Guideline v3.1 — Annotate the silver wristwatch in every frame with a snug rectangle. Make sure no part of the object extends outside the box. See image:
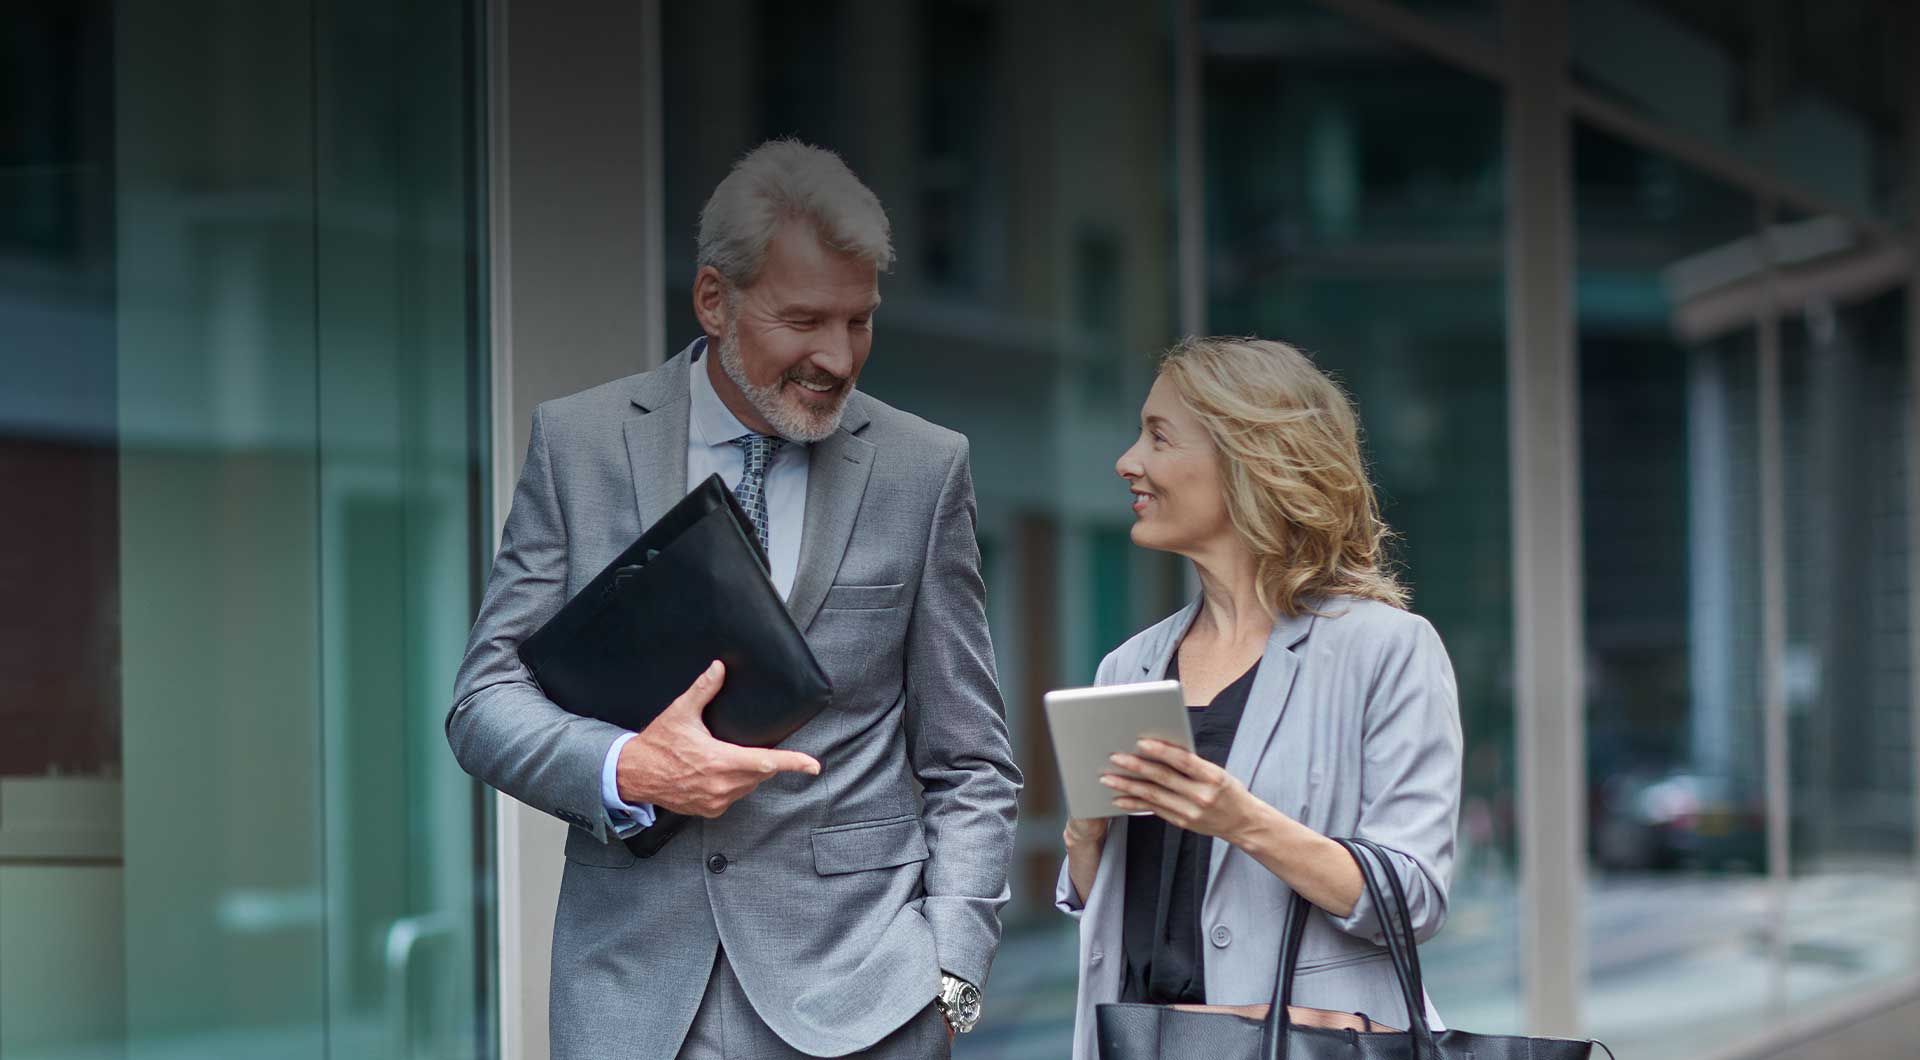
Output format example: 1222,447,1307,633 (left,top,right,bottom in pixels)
934,974,982,1034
